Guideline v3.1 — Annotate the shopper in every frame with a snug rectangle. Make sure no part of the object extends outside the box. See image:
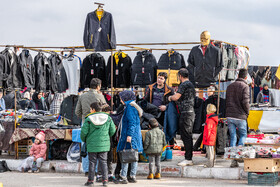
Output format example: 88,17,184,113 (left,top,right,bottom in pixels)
226,68,250,167
143,118,166,180
81,102,116,187
0,89,6,111
20,131,47,173
203,104,218,168
29,91,48,111
256,83,275,106
115,90,143,184
168,68,195,166
75,78,107,176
